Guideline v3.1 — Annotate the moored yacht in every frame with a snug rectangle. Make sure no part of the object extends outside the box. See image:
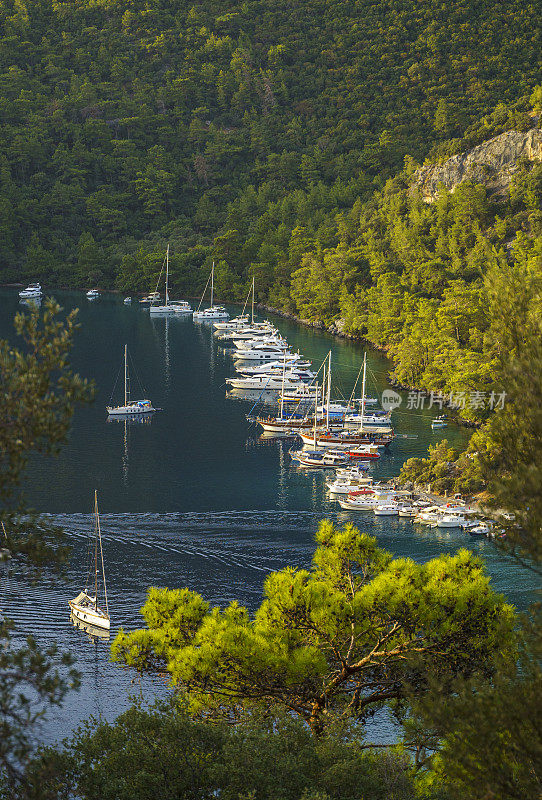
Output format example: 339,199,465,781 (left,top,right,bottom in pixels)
19,283,42,298
193,262,230,320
